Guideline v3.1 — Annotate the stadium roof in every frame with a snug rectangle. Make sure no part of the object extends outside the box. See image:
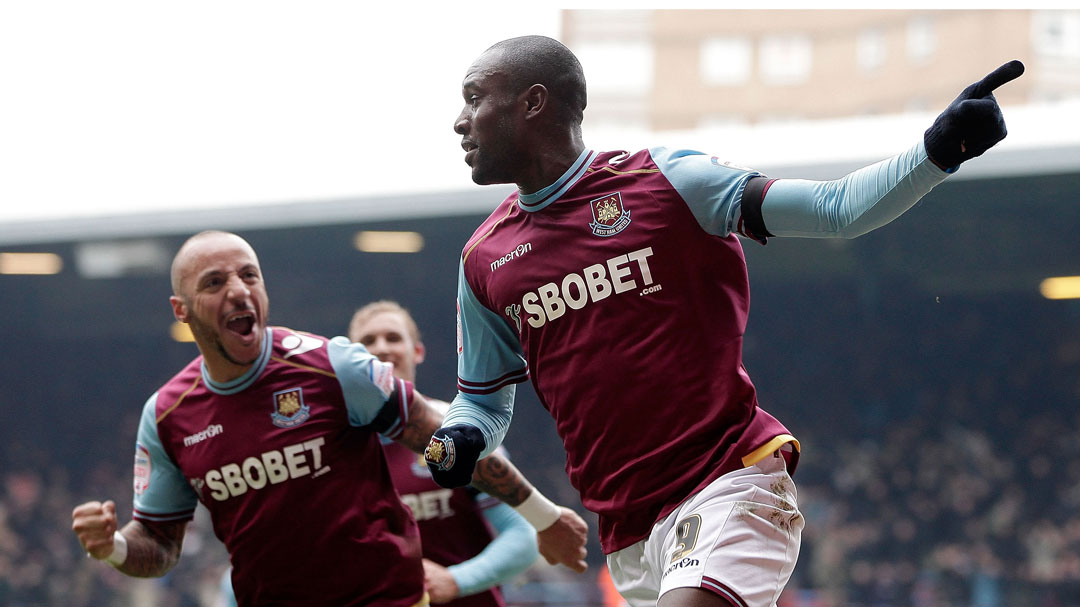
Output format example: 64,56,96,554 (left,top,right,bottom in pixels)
1,101,1076,247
